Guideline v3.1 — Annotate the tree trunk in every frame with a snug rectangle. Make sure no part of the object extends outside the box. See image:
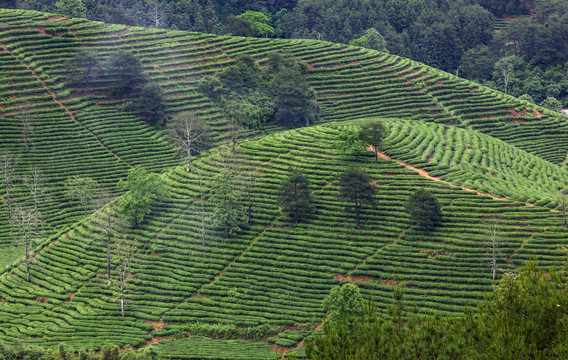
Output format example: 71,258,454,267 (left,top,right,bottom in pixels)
5,184,11,225
186,146,191,173
225,221,229,239
248,195,252,226
25,234,30,282
33,199,39,236
563,201,567,228
355,205,361,230
120,286,125,317
201,203,206,246
375,149,378,164
107,226,111,284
